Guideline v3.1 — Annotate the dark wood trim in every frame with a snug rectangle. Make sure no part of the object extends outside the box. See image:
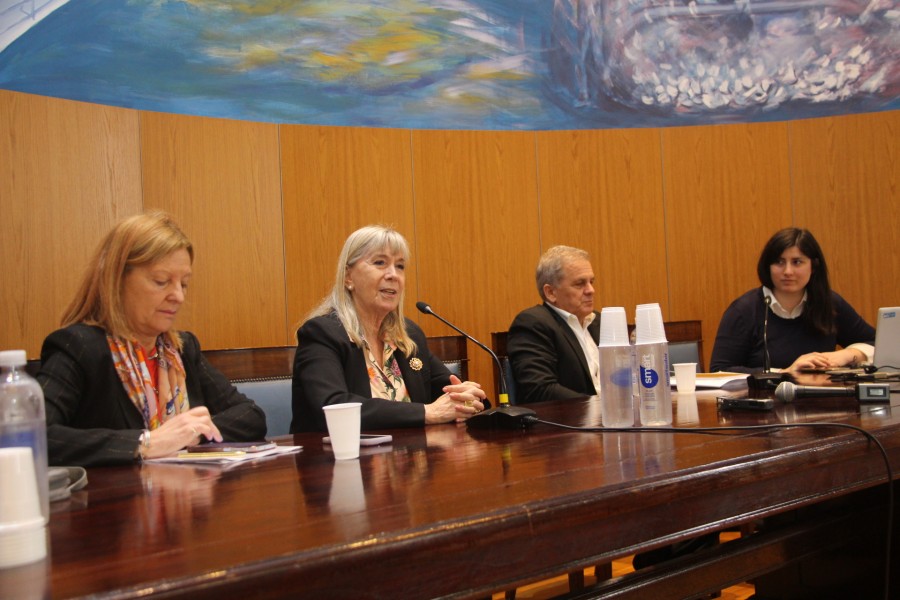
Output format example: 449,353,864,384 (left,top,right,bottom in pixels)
202,346,295,381
202,336,469,382
26,338,468,382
